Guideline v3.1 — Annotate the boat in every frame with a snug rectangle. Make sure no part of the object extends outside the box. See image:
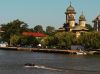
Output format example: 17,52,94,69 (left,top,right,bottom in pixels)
24,63,35,67
76,49,87,55
76,52,87,55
